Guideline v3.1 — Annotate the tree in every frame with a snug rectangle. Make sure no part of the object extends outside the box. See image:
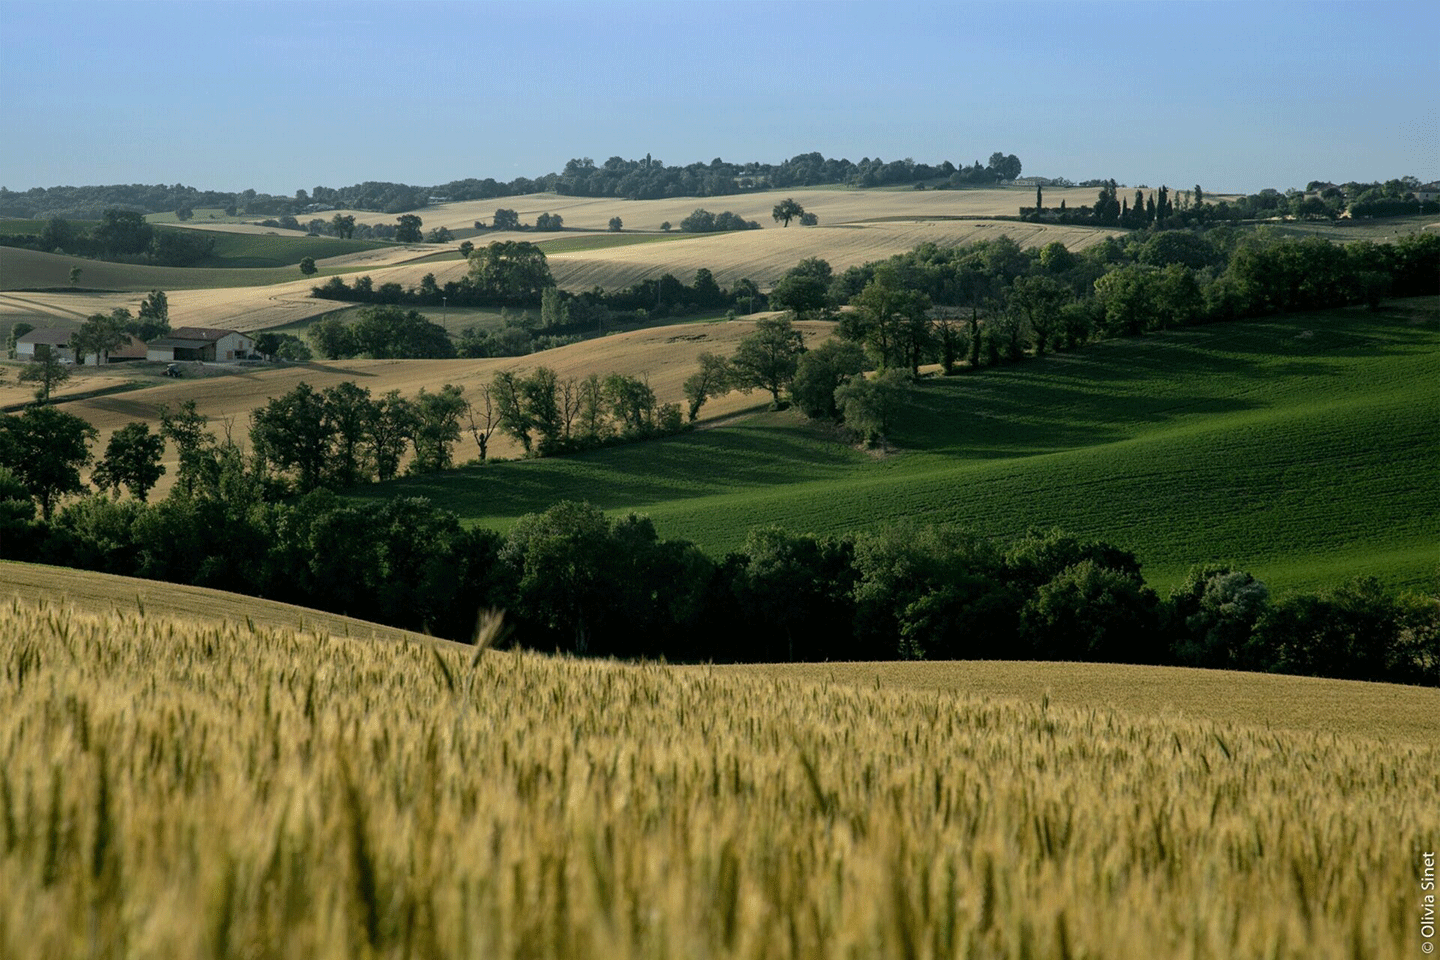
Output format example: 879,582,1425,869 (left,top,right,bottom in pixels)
93,208,153,257
158,400,216,498
799,211,819,226
308,315,356,359
134,290,170,341
68,266,82,287
1006,275,1068,356
395,214,423,243
841,264,932,372
682,352,733,421
835,369,909,444
608,216,623,232
409,385,468,473
250,382,331,493
299,256,318,276
660,221,672,232
603,373,659,436
492,208,521,230
0,405,97,520
731,316,806,405
331,214,356,239
466,383,499,461
71,311,130,366
1018,560,1160,663
535,212,564,231
772,197,804,227
92,422,165,501
322,381,378,487
18,345,70,402
458,240,474,258
426,226,453,243
175,206,194,221
768,257,833,320
791,339,865,420
467,241,555,304
370,390,416,481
